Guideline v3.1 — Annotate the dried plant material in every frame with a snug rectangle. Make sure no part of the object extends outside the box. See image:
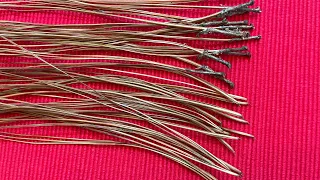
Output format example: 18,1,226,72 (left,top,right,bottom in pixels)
0,0,260,179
